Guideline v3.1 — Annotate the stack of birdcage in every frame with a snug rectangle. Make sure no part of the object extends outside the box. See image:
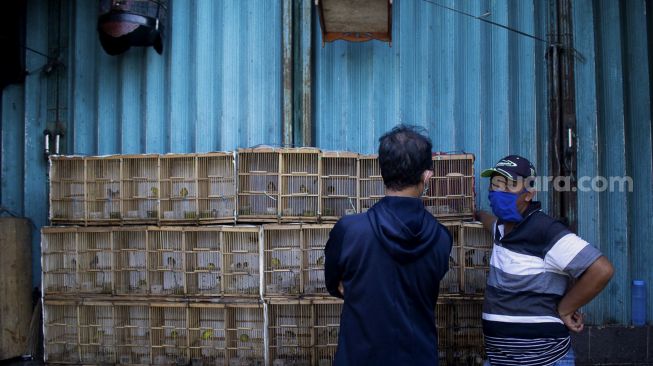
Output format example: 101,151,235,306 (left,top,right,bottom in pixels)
44,149,487,365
